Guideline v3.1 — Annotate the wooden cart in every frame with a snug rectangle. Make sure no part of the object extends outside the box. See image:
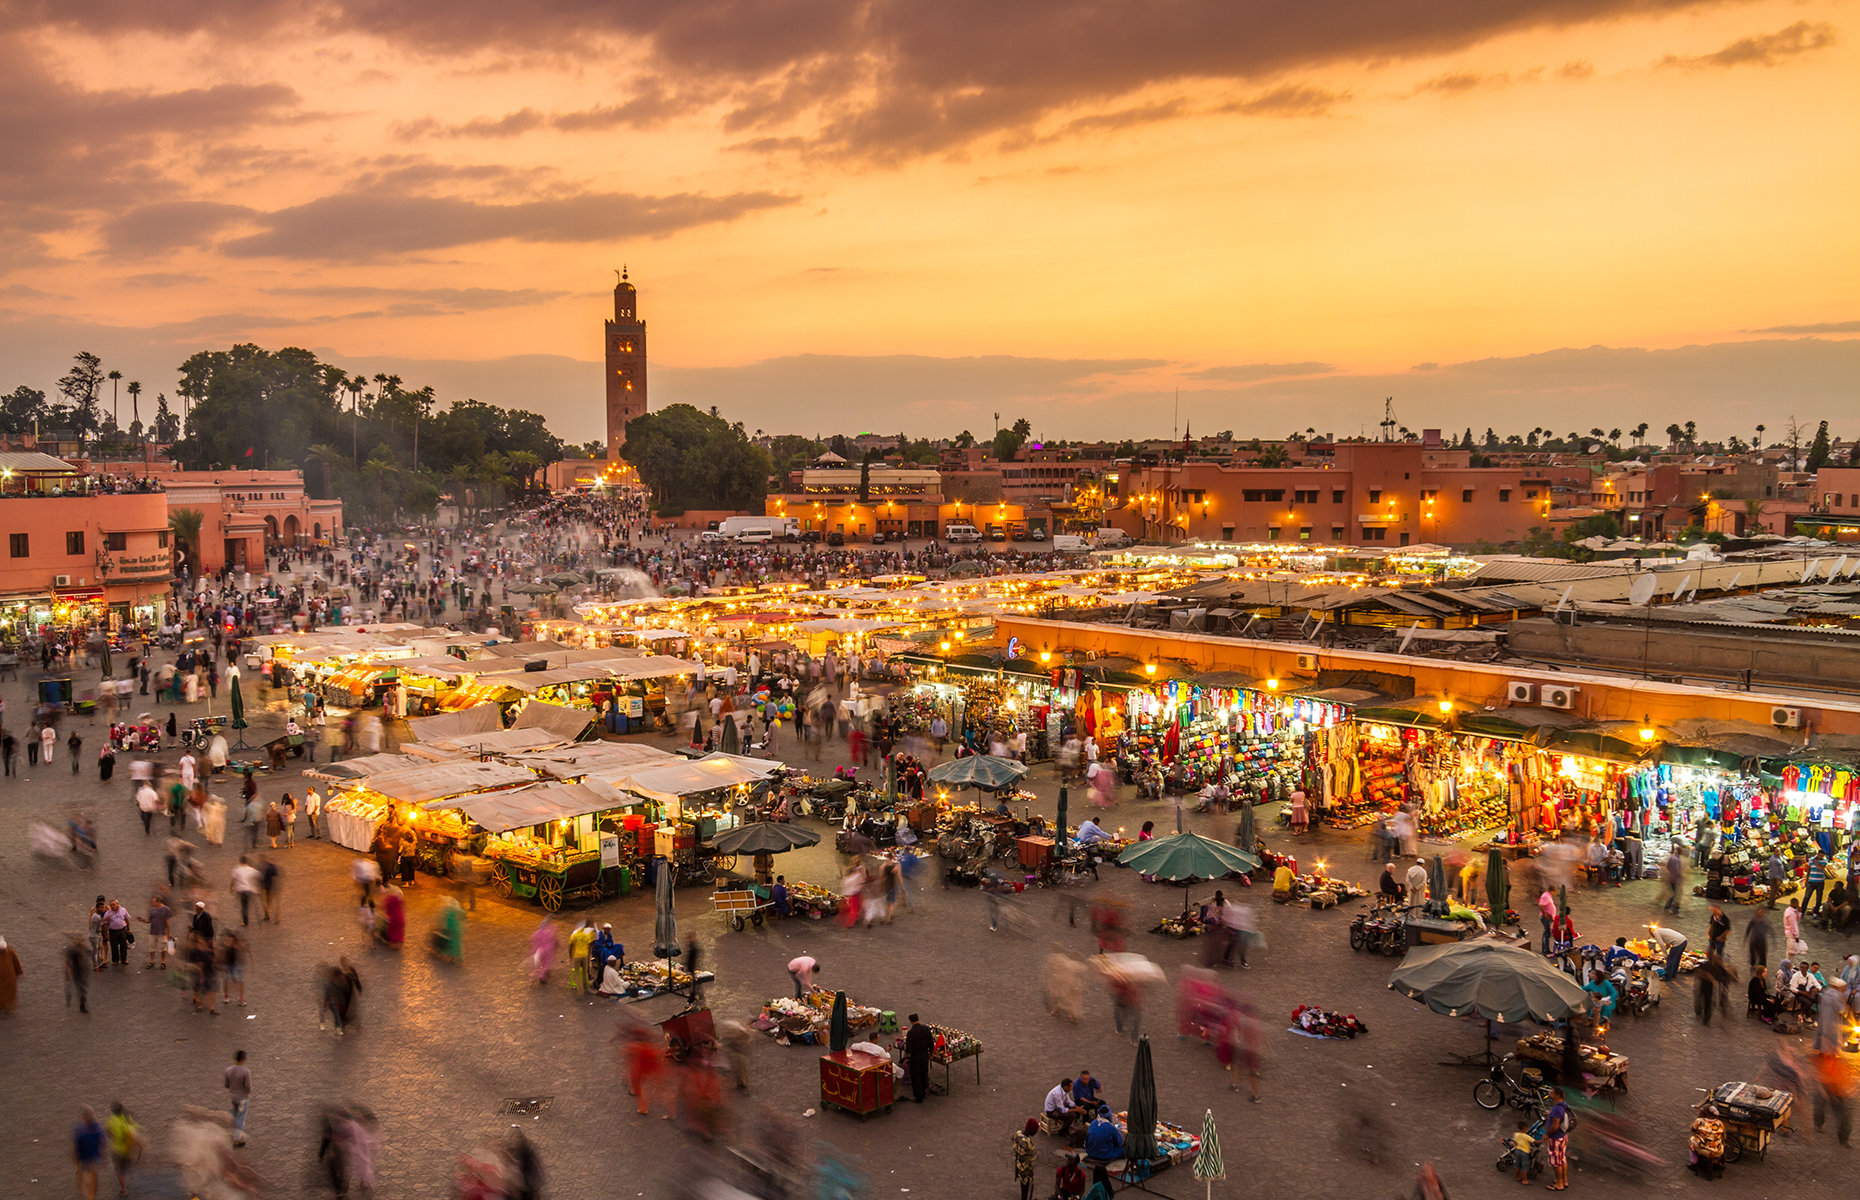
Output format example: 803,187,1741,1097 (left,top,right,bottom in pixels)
820,1049,895,1118
714,882,773,931
1705,1081,1792,1163
489,849,611,911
